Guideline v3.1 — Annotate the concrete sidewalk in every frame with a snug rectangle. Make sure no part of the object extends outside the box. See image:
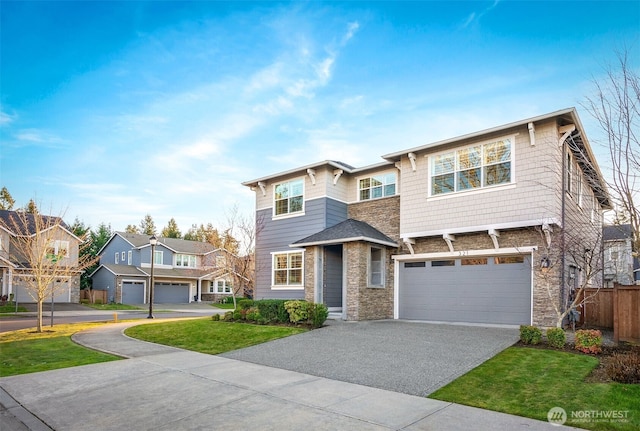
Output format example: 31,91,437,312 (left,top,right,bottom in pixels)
0,322,579,431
